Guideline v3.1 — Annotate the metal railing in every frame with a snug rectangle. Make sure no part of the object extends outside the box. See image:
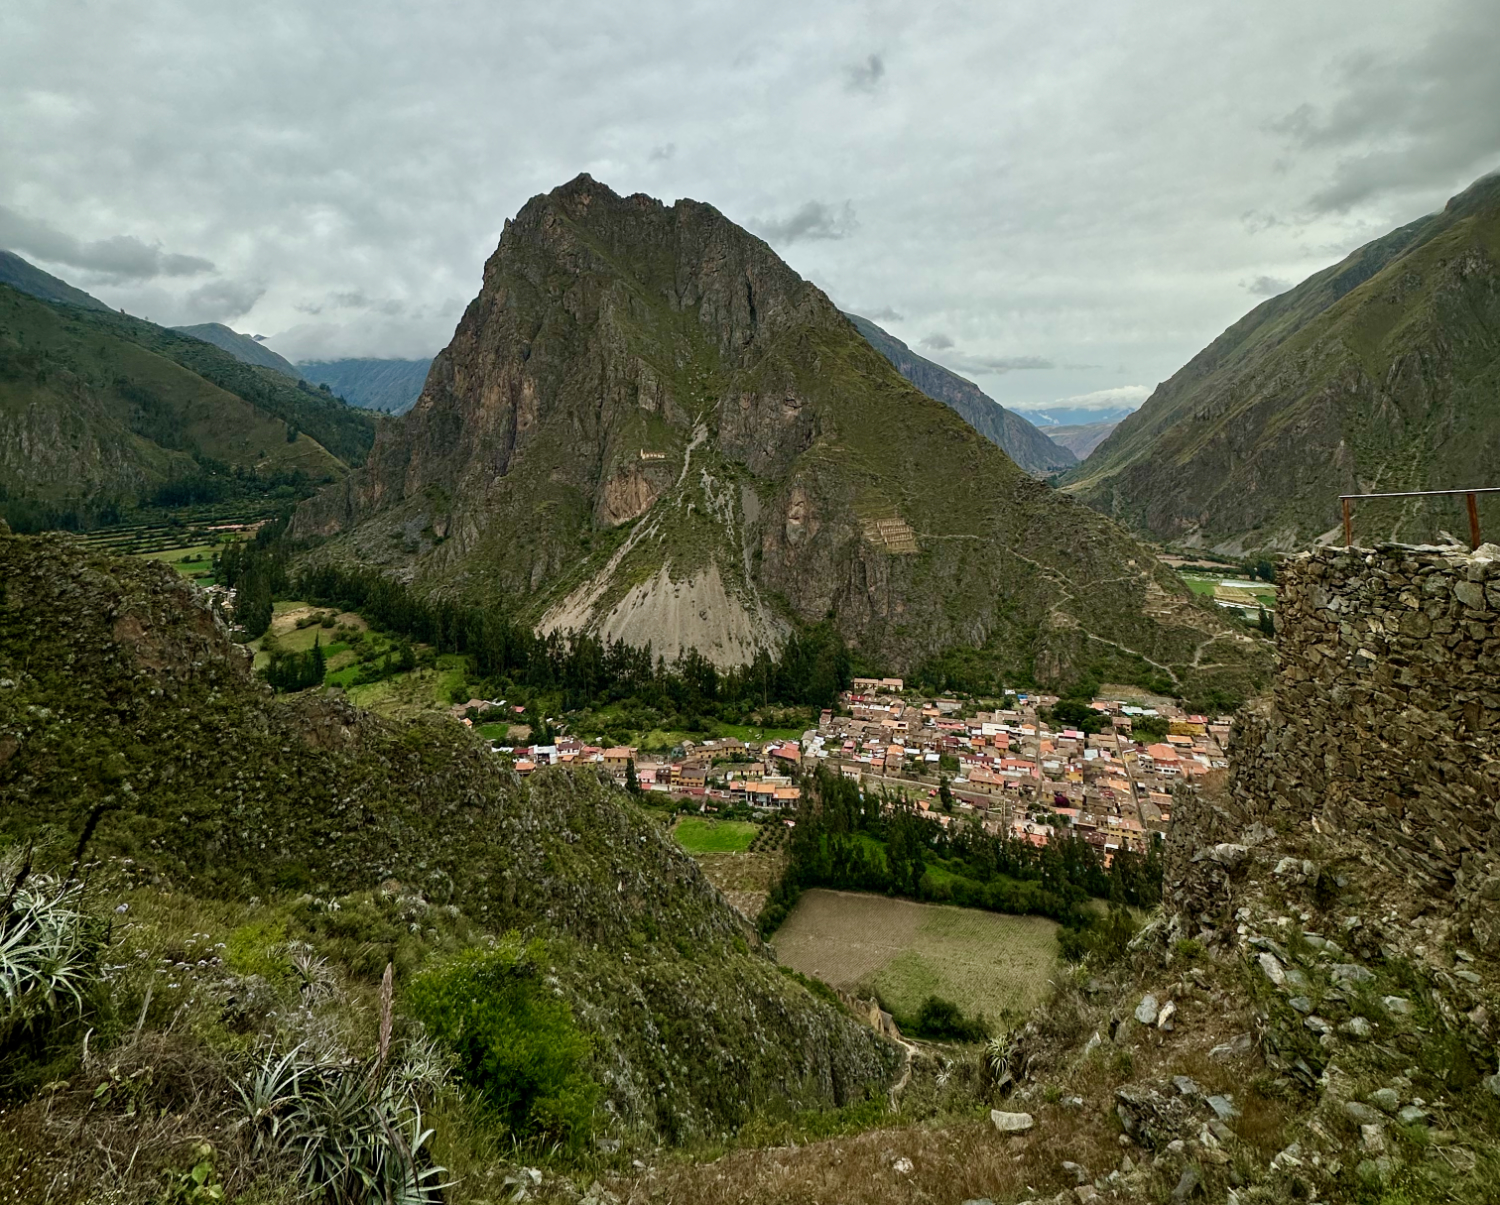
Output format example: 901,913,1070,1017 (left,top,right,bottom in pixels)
1339,488,1500,550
